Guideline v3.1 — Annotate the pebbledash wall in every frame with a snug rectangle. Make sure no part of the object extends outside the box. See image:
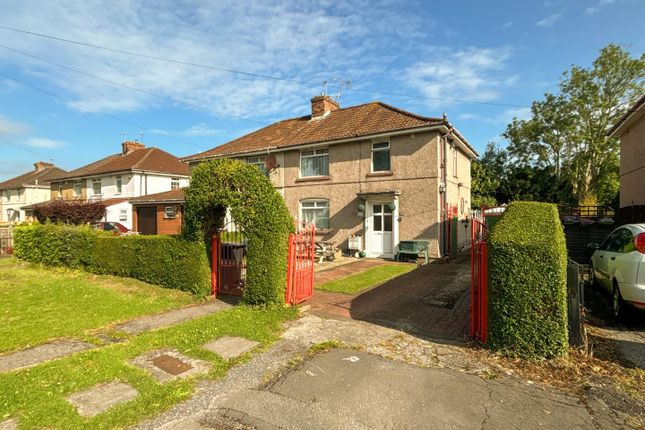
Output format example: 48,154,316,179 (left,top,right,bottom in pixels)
207,130,473,258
